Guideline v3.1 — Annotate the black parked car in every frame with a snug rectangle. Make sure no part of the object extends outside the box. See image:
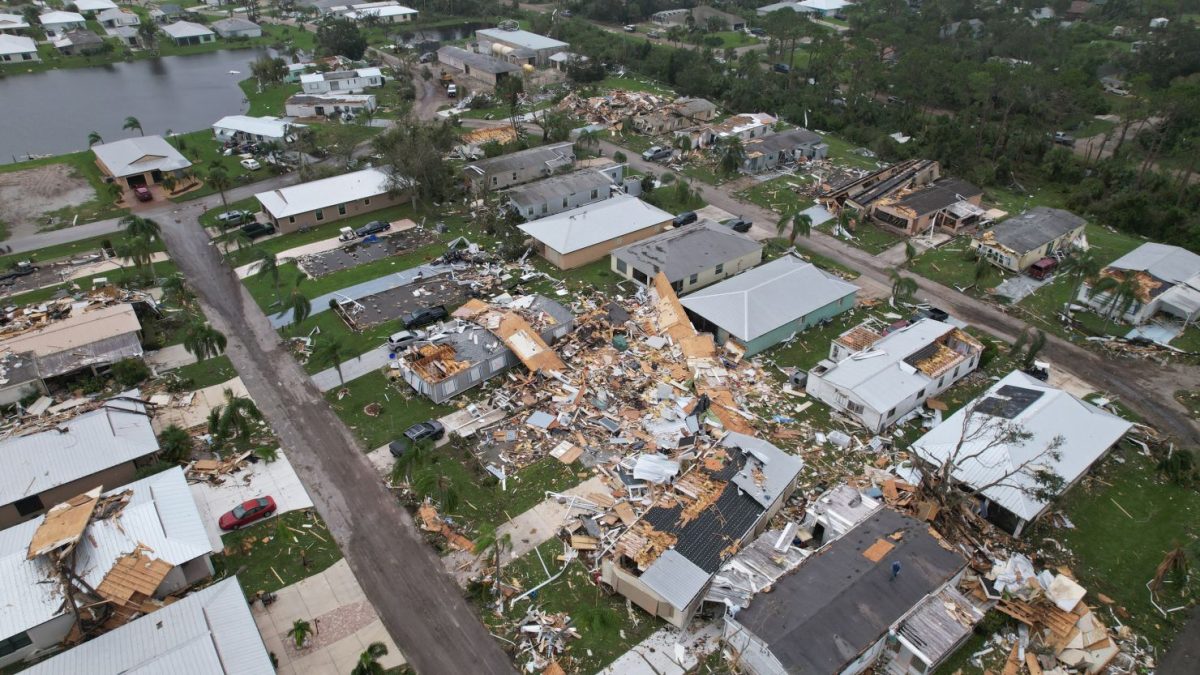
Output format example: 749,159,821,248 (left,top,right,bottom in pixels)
723,217,752,233
355,220,391,237
672,211,698,227
240,222,276,239
402,305,448,329
773,63,791,74
915,306,950,323
389,420,446,456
